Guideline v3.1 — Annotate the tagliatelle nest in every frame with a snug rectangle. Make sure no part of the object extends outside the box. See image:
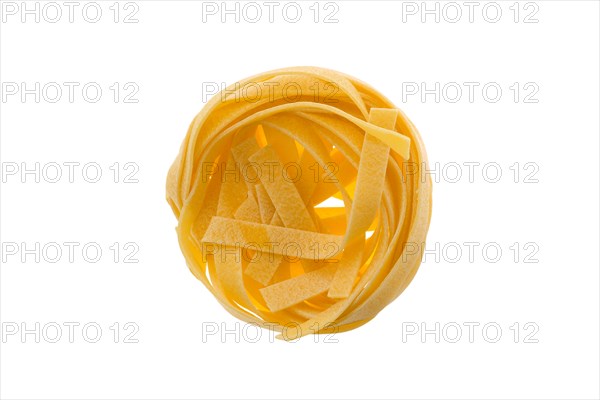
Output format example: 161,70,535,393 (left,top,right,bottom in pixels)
166,67,432,340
